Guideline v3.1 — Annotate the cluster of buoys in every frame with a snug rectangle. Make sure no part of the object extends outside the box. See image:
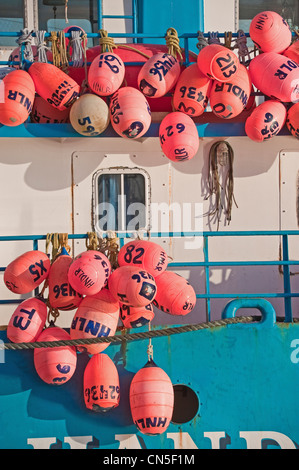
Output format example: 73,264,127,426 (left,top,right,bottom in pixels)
3,238,195,432
2,13,299,144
